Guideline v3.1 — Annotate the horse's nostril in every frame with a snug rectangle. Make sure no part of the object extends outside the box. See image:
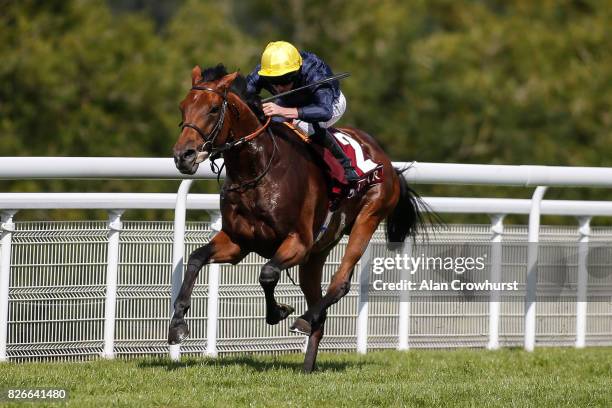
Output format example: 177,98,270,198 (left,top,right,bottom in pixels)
182,149,196,161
